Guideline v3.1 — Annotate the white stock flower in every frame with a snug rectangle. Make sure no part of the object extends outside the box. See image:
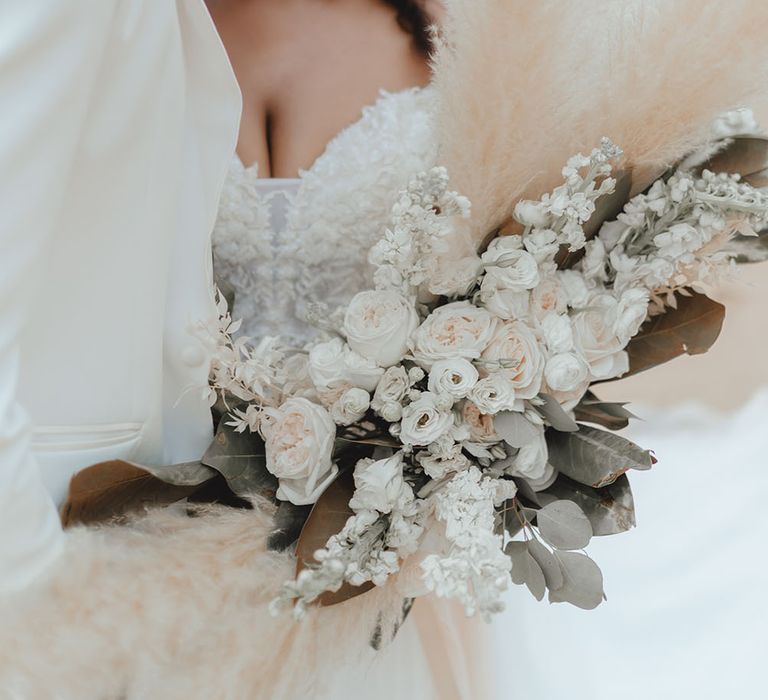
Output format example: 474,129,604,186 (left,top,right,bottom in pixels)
480,321,545,400
481,238,541,292
513,200,551,228
349,453,406,515
468,376,519,415
544,352,590,393
572,293,629,381
412,301,497,369
344,290,419,368
524,229,560,262
261,398,338,506
331,387,371,426
427,358,479,399
400,392,455,446
654,223,704,260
